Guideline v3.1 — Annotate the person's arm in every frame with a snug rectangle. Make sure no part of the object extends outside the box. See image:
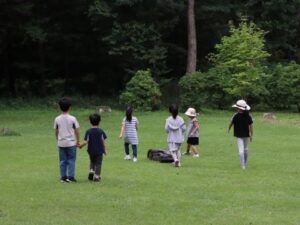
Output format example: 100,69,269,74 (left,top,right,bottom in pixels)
103,139,107,155
55,128,58,140
190,120,199,135
75,128,80,147
228,122,233,133
249,124,253,142
79,140,87,149
119,124,125,138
